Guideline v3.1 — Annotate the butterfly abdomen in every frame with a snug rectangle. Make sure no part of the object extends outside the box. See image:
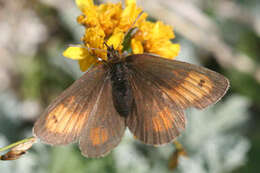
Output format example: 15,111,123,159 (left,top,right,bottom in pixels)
110,62,133,117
